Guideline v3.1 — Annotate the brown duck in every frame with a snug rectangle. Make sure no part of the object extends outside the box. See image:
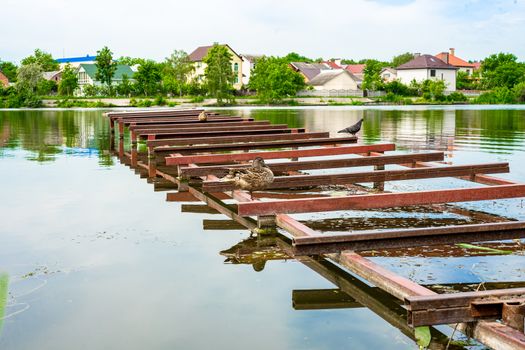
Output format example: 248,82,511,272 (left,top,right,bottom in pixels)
198,111,208,121
222,157,274,199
